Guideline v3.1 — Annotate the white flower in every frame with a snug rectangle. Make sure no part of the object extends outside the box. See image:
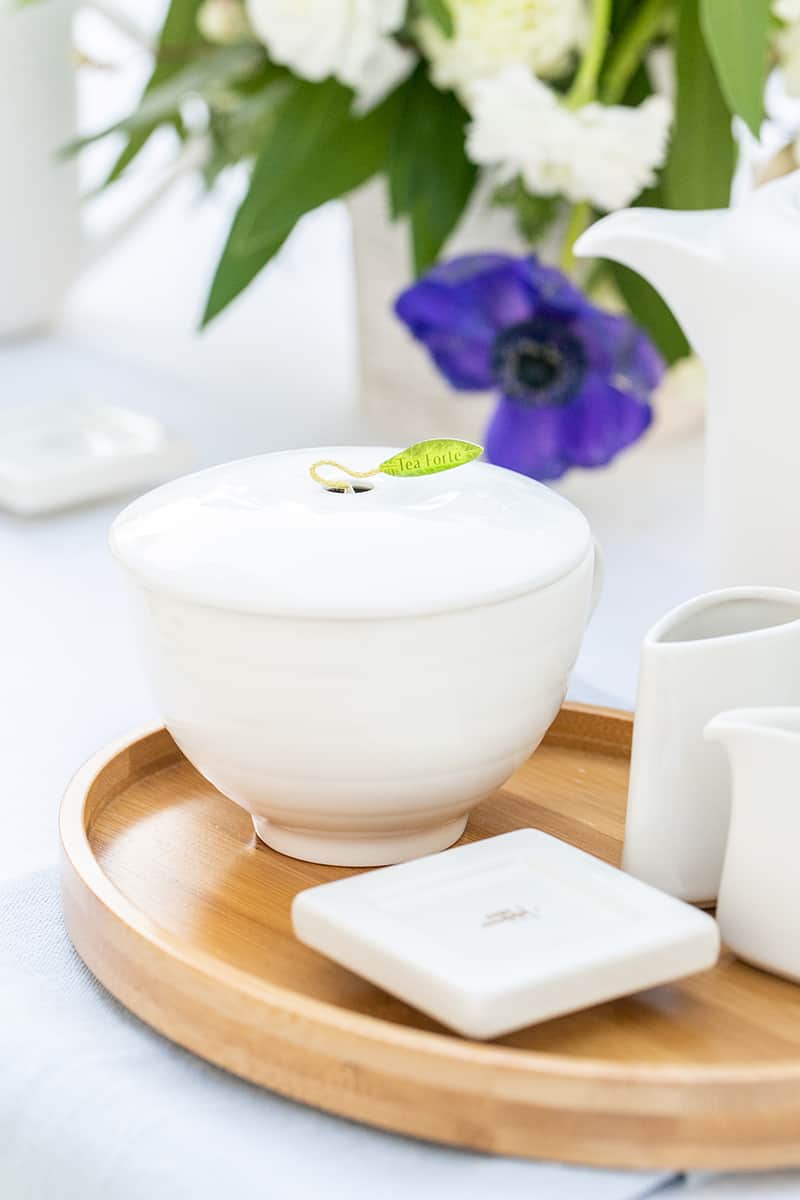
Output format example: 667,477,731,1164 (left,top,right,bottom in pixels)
245,0,415,110
466,66,673,211
197,0,251,44
774,0,800,96
418,0,588,93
